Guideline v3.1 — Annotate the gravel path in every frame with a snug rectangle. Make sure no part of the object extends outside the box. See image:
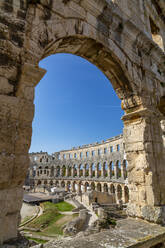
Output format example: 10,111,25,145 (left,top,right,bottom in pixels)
20,203,38,221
